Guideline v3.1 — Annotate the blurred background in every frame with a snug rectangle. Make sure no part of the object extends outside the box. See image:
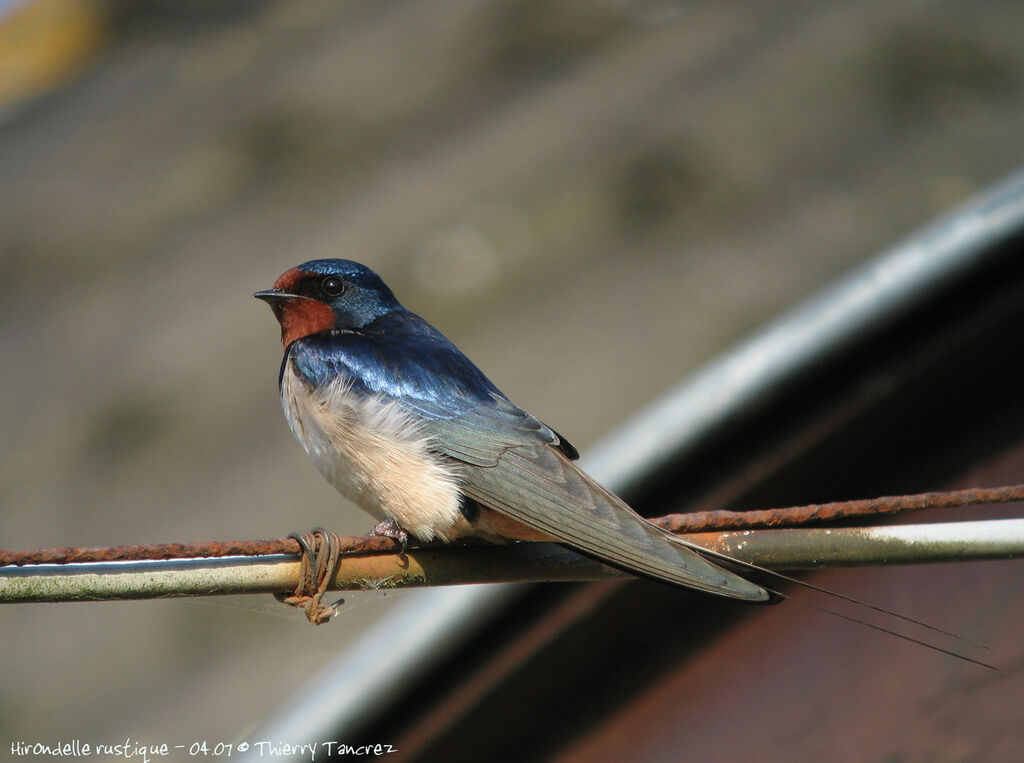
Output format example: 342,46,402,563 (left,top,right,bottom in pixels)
2,0,1024,750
